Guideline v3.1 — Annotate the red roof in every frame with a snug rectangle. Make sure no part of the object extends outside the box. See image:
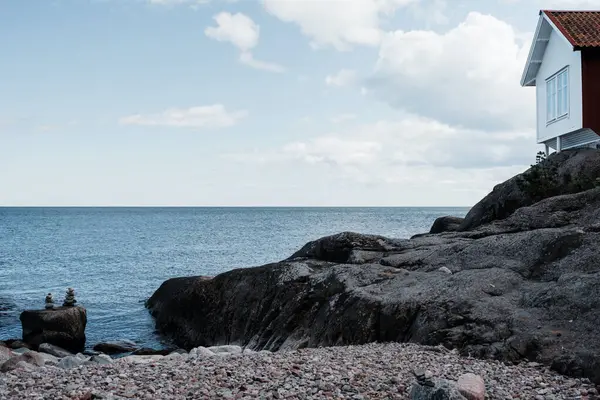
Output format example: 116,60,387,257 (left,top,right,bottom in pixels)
543,10,600,48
